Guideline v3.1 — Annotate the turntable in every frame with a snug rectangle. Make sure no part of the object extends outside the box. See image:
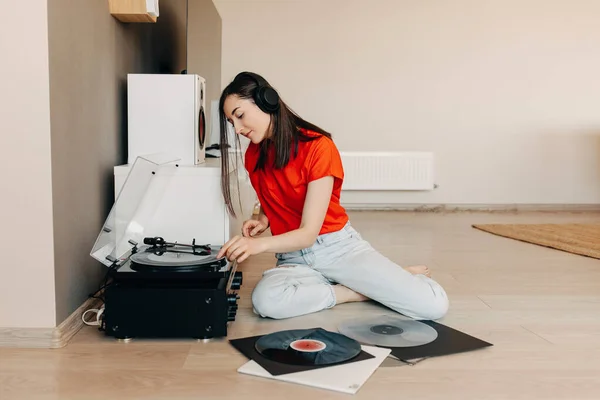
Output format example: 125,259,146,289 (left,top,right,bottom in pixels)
89,154,242,341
